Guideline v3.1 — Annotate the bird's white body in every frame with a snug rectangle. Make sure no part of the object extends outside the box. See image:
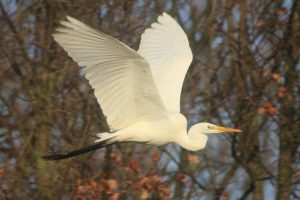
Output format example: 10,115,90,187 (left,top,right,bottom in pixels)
43,12,241,160
97,112,208,151
103,113,187,145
